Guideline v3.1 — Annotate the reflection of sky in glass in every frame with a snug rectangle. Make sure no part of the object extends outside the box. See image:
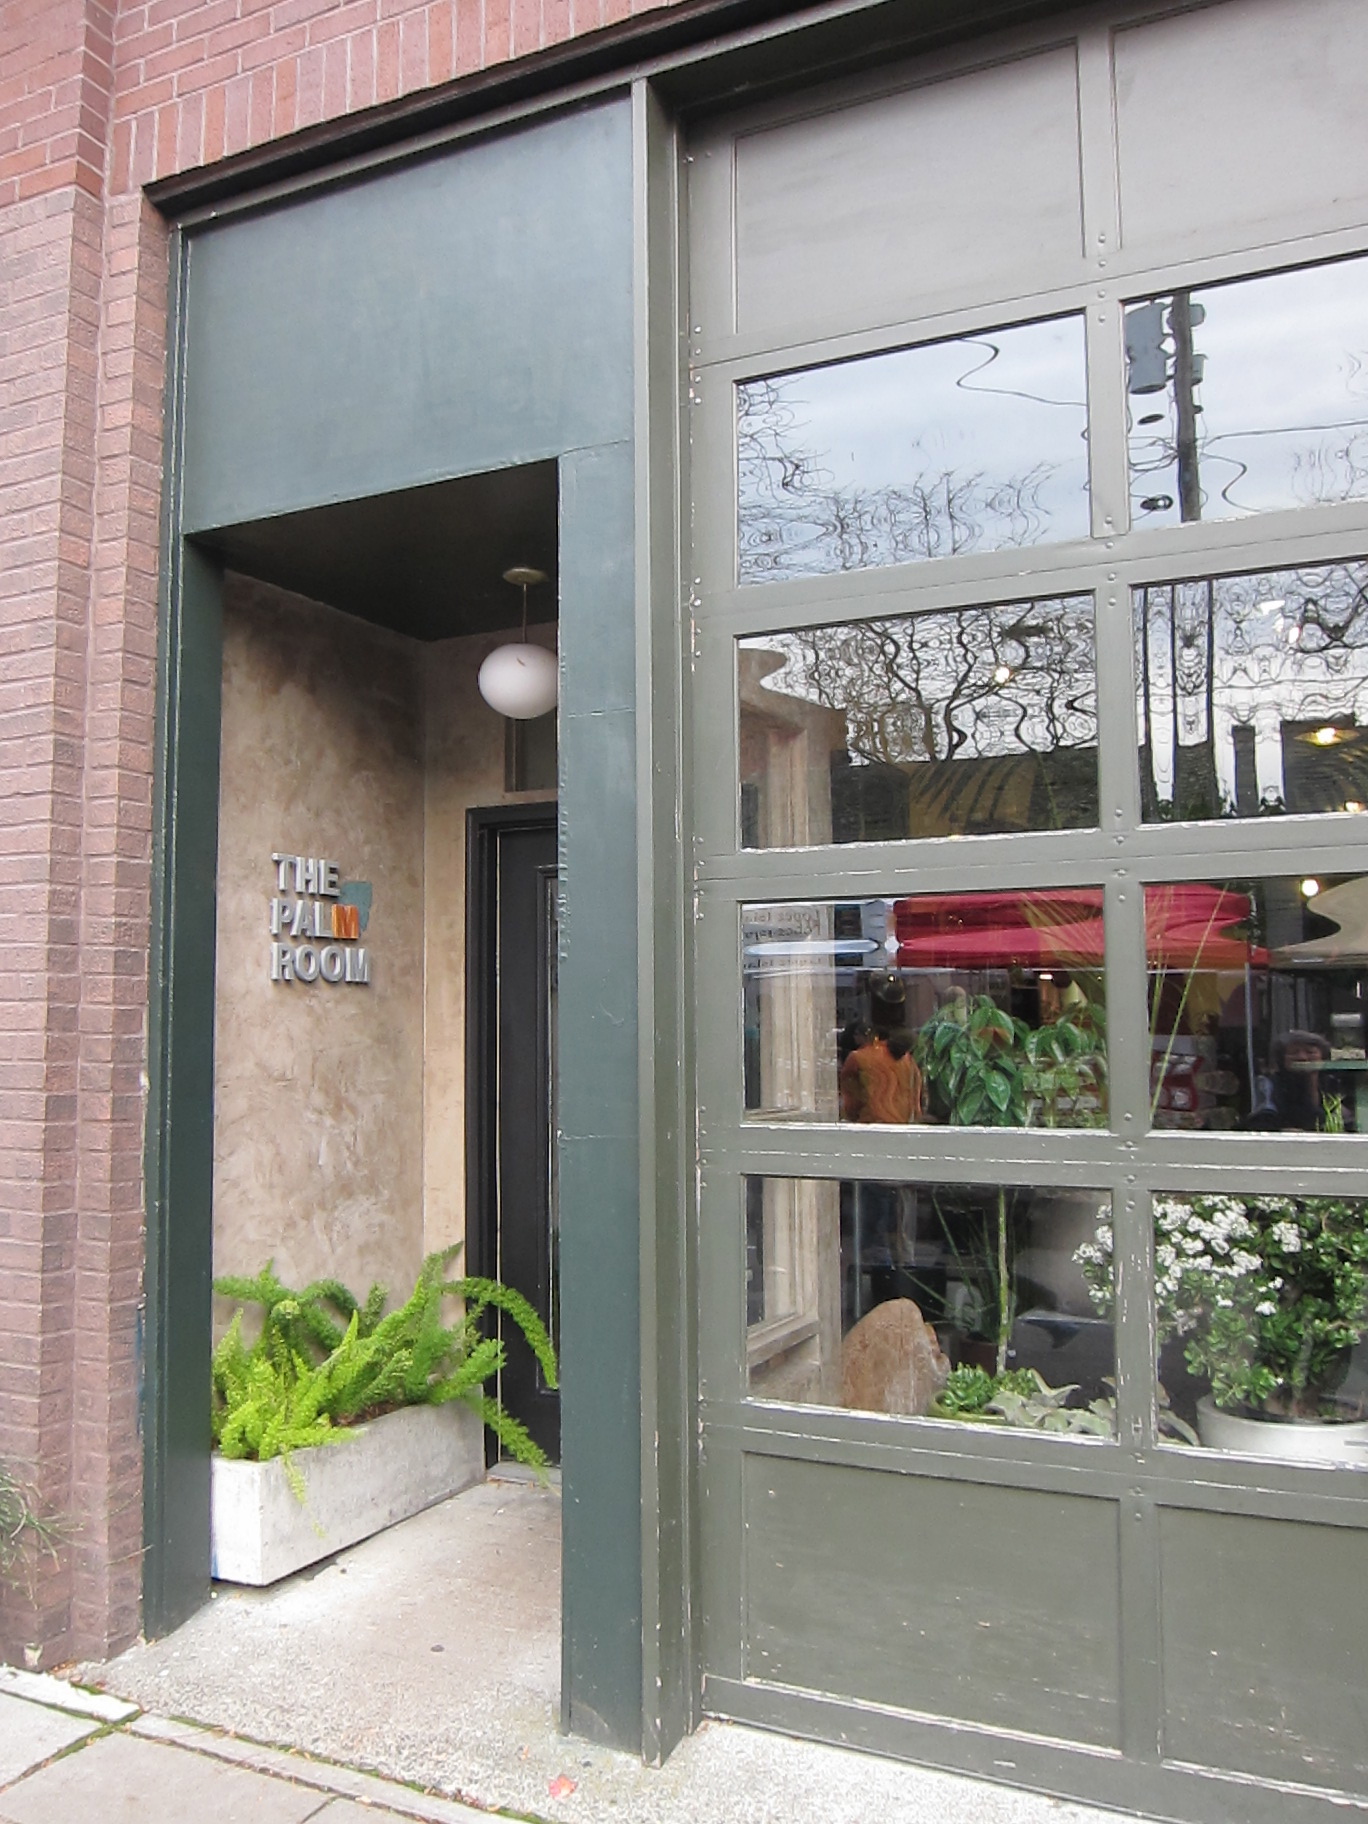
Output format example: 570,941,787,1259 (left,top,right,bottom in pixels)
1128,258,1368,526
1136,560,1368,819
738,317,1091,583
